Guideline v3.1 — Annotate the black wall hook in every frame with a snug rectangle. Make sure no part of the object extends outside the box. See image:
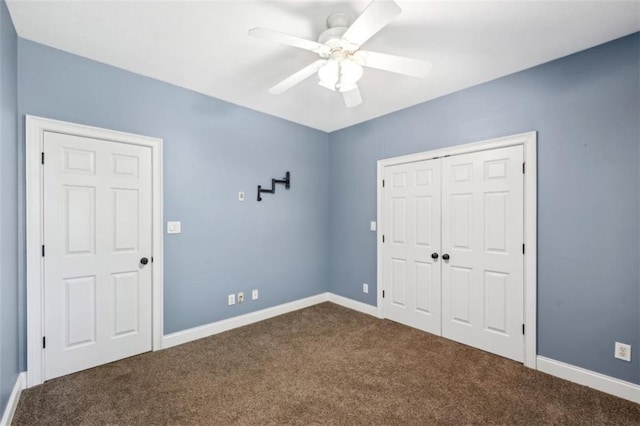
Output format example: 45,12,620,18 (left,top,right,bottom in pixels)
257,171,290,202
